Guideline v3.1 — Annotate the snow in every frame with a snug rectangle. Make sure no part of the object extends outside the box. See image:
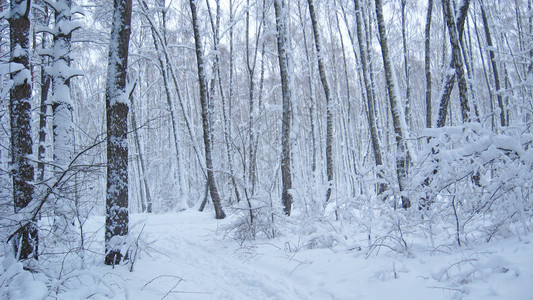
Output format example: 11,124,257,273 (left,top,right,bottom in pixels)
2,210,531,299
